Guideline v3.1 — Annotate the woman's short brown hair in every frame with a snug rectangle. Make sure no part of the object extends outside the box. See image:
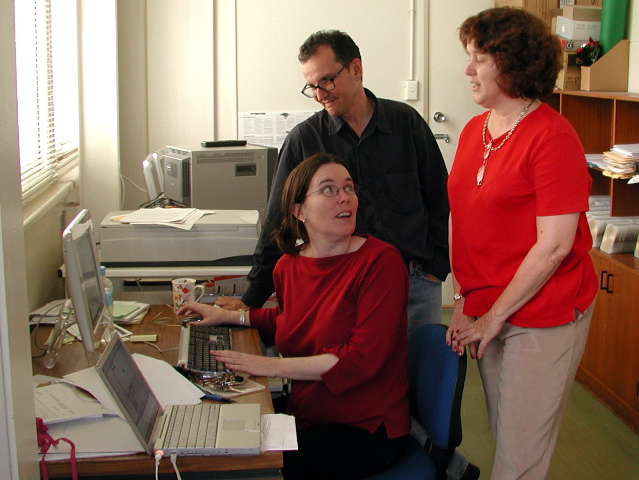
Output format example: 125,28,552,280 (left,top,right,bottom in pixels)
459,7,562,99
272,153,348,254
